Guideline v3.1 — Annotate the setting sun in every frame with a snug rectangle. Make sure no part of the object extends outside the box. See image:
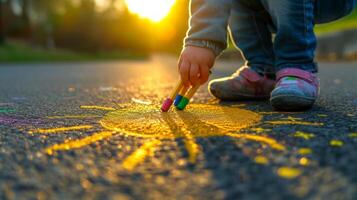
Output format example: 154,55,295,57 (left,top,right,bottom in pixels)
125,0,176,22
